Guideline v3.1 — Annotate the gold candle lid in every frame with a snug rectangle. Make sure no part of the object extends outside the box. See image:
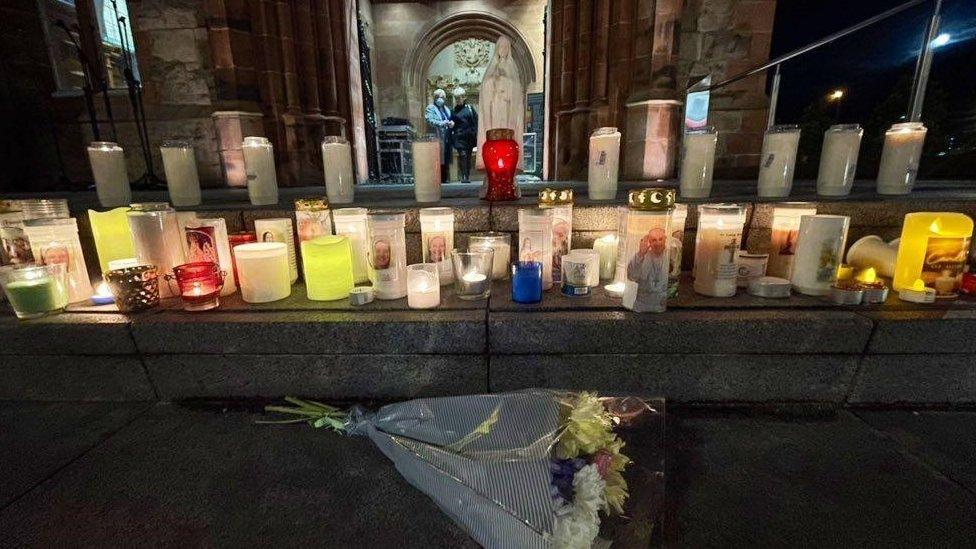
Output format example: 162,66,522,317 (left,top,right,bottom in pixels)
538,188,573,205
486,128,515,141
295,197,329,211
628,188,676,211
